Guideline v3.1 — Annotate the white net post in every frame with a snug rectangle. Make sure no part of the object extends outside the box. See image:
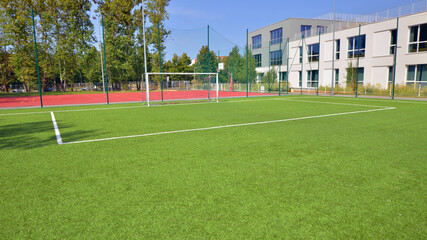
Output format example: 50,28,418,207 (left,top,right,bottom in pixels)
216,73,219,102
145,72,150,106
